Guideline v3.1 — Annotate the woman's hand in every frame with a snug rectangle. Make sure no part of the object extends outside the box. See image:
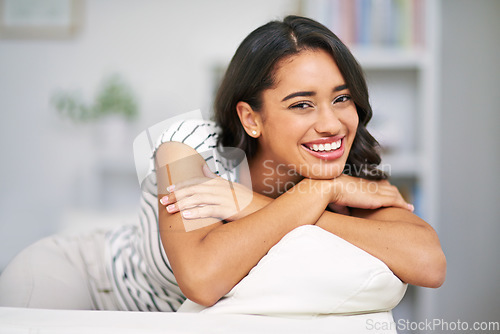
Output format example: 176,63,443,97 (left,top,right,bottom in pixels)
159,164,265,221
327,174,414,213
